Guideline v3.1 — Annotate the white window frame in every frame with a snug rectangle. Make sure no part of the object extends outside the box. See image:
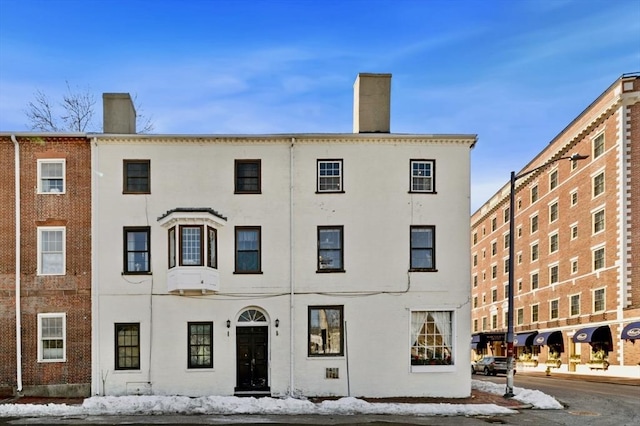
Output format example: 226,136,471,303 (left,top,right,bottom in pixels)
37,159,66,194
317,159,343,193
592,171,605,198
570,257,578,275
549,168,558,191
410,159,435,193
549,299,559,320
549,263,559,284
569,293,580,317
570,222,578,240
549,232,559,254
531,304,539,322
37,312,66,362
592,245,605,271
592,207,605,235
570,189,578,207
593,288,605,313
549,199,559,223
409,309,455,372
592,132,605,159
37,226,66,276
